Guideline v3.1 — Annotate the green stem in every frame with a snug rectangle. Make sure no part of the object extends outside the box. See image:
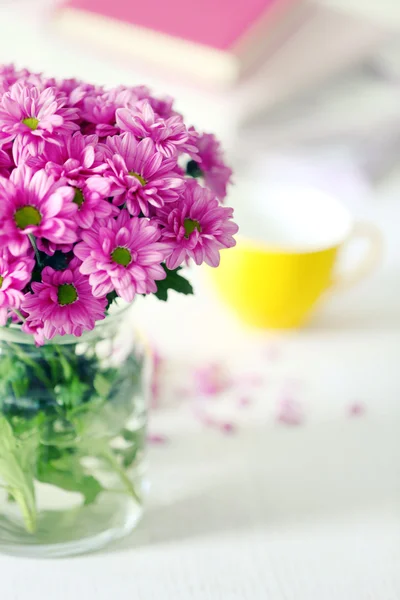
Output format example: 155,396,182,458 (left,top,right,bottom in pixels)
54,344,76,381
11,380,21,400
28,234,42,267
10,308,26,323
11,487,37,534
100,449,141,505
6,342,53,390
